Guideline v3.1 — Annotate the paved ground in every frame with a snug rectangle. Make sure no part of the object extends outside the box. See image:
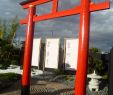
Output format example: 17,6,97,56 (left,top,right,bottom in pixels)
0,67,75,95
0,77,108,95
0,79,74,95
